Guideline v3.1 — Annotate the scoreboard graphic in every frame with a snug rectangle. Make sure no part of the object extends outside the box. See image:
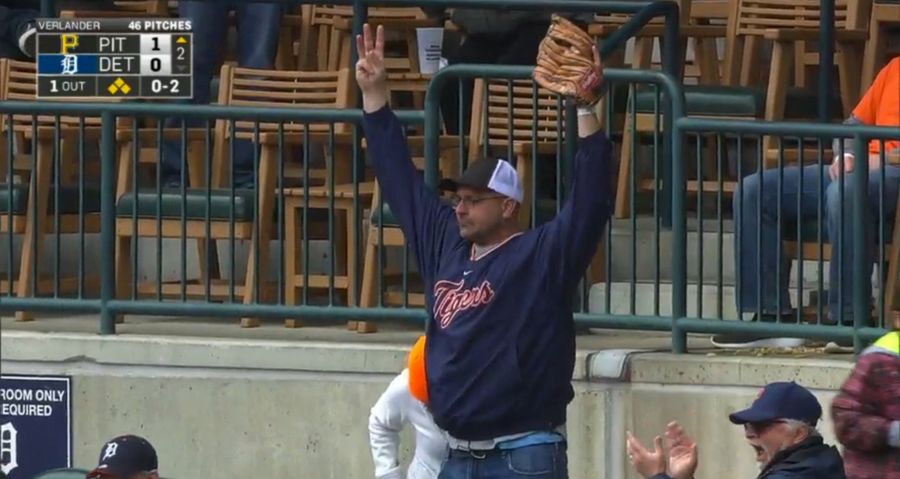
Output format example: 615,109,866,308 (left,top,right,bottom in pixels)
35,18,193,99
